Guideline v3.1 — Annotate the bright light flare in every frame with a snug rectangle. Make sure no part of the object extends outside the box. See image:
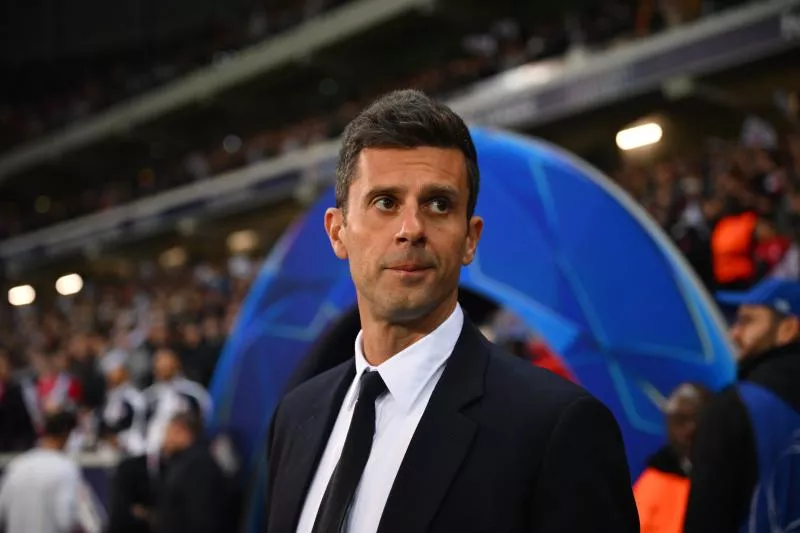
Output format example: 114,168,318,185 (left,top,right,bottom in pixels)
8,285,35,306
616,122,663,151
55,274,84,296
